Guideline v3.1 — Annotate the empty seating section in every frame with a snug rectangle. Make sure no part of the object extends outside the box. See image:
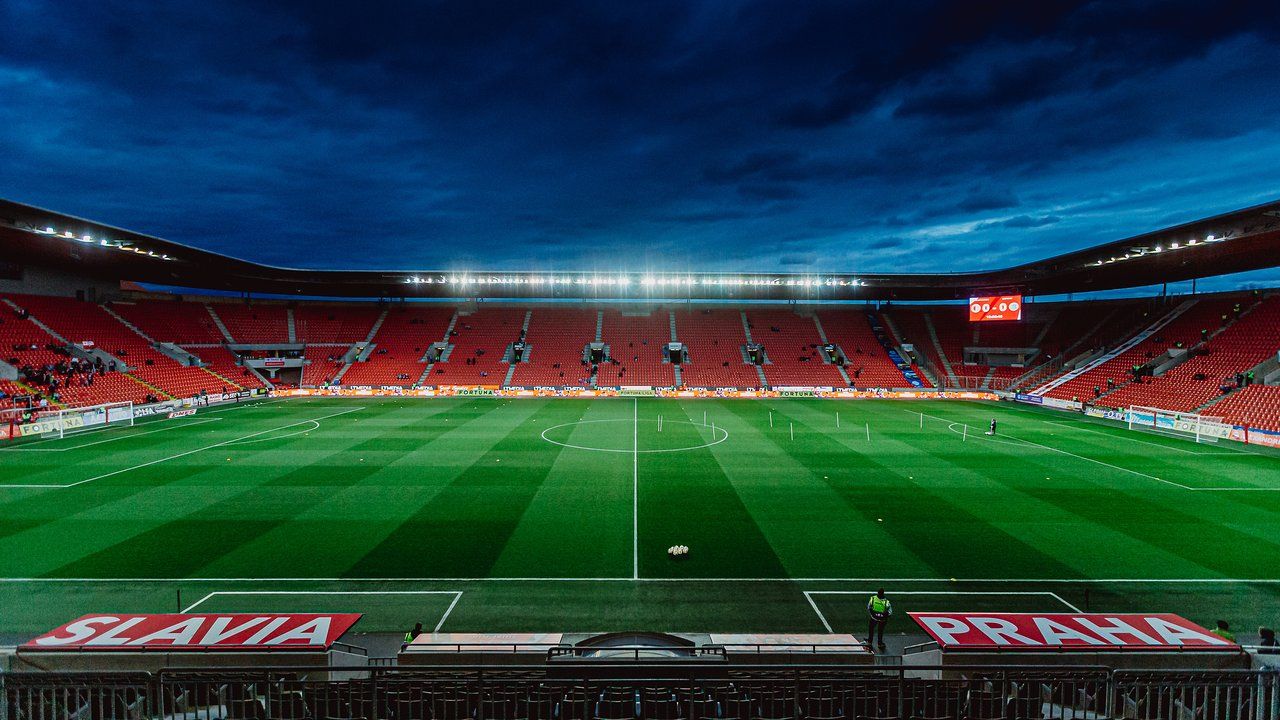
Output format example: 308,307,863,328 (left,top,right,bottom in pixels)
1211,385,1280,432
747,310,846,387
675,310,760,388
211,304,289,343
109,299,226,344
1099,297,1280,413
341,307,454,387
3,292,1277,422
198,347,266,389
302,346,346,386
1043,299,1235,402
815,310,921,387
886,308,948,383
599,310,675,387
294,305,380,344
6,294,244,403
510,308,596,387
430,308,526,385
0,299,64,373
